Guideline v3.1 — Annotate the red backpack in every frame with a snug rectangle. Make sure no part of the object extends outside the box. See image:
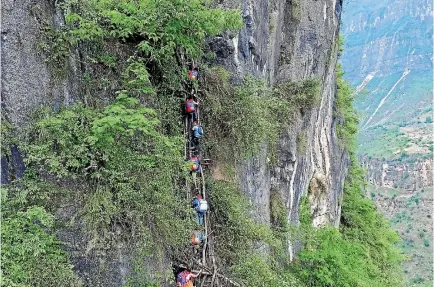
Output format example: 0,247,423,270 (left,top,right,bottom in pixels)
189,157,199,171
176,270,193,287
185,99,195,113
